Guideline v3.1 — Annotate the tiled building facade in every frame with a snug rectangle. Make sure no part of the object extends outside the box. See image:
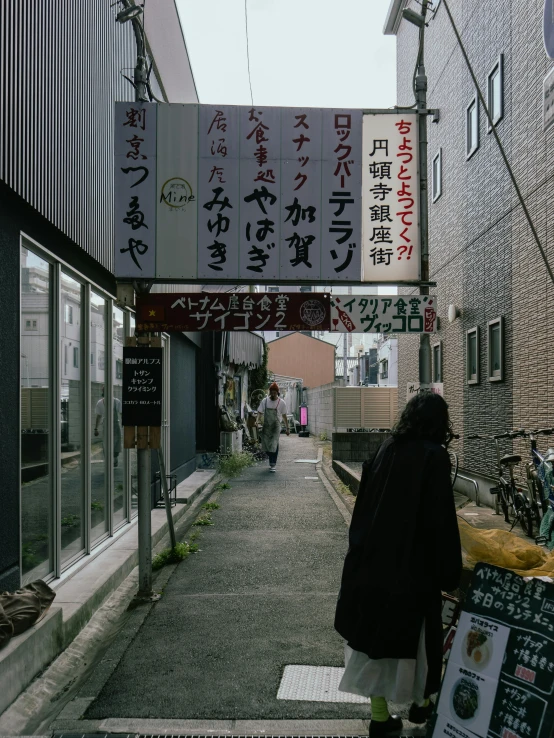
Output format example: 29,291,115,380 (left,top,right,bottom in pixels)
388,0,554,494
